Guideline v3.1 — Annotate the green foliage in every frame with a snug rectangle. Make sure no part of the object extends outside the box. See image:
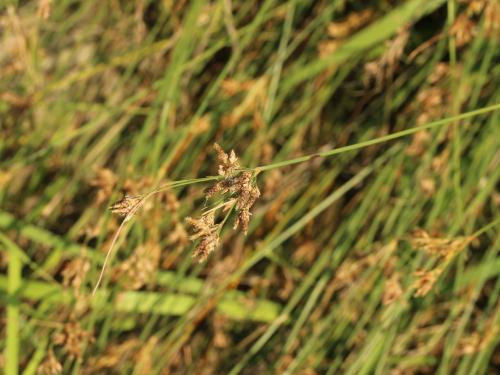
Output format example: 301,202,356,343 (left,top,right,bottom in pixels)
1,0,499,374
